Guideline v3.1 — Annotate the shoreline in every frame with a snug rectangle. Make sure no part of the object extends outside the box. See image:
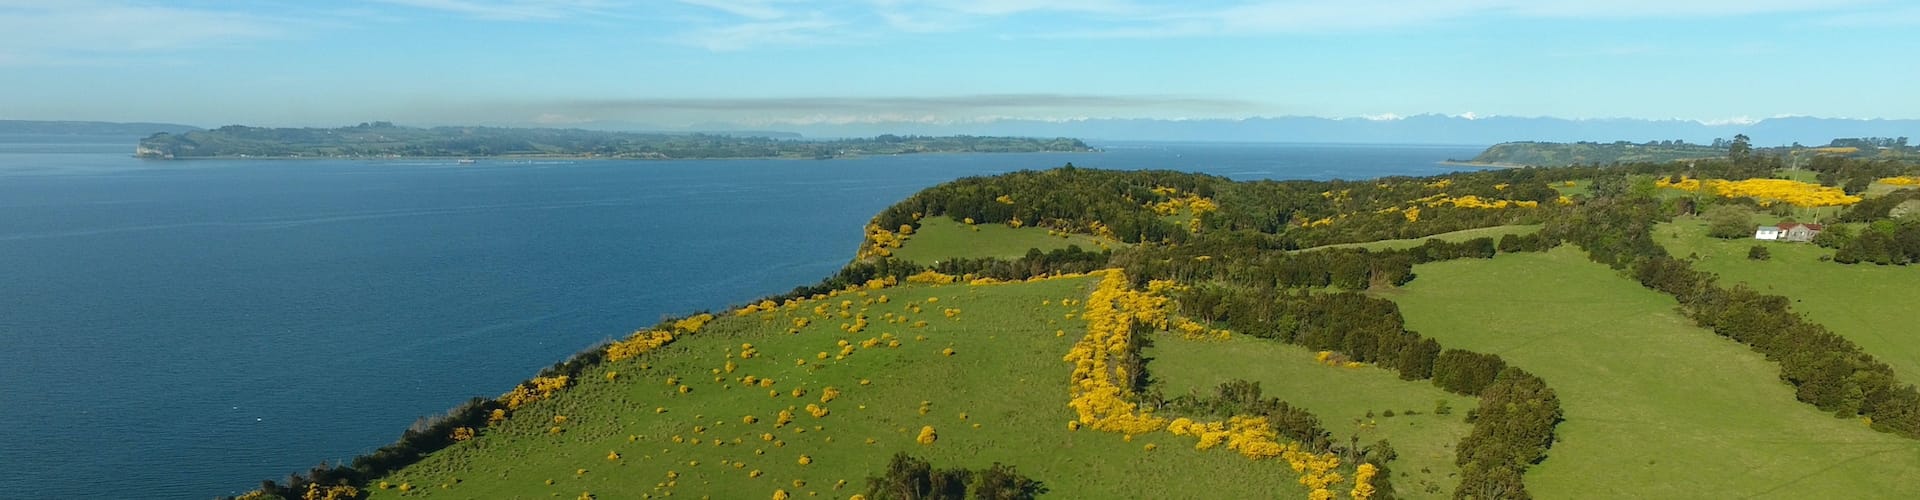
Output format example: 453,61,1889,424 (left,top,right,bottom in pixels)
1438,160,1531,169
132,150,1101,161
